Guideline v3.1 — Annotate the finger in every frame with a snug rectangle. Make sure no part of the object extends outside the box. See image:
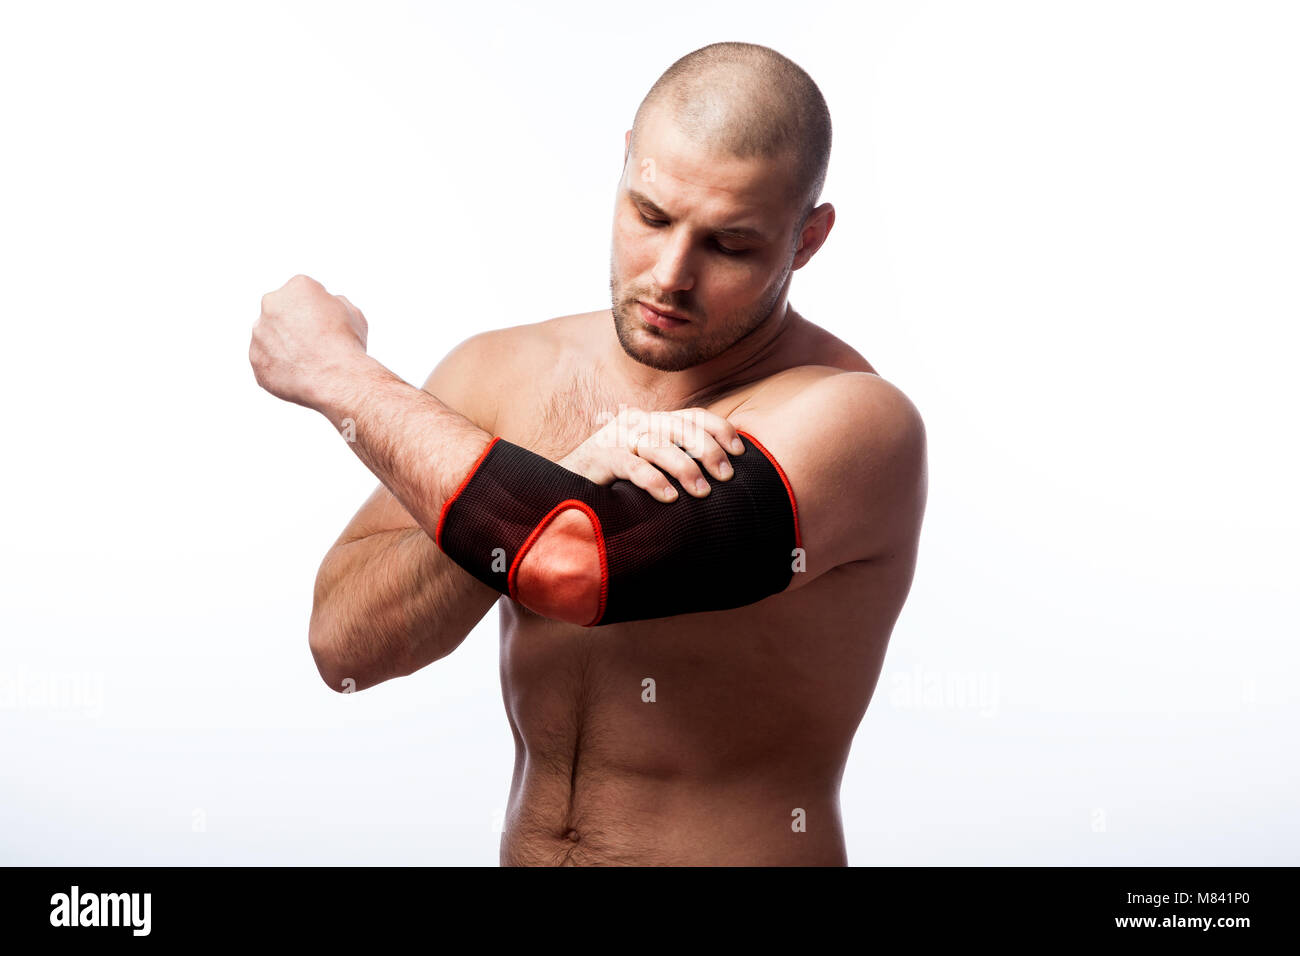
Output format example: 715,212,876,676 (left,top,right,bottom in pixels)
649,411,734,482
634,436,712,496
609,448,679,502
676,407,746,456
